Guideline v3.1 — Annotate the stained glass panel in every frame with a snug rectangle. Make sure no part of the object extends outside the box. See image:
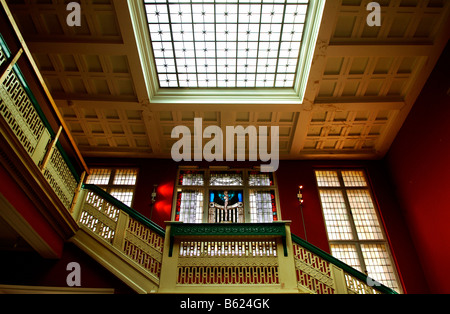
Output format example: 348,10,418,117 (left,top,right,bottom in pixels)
249,190,277,223
208,190,244,223
176,190,204,223
110,188,134,207
179,170,204,186
342,170,368,187
209,171,243,186
249,172,273,186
